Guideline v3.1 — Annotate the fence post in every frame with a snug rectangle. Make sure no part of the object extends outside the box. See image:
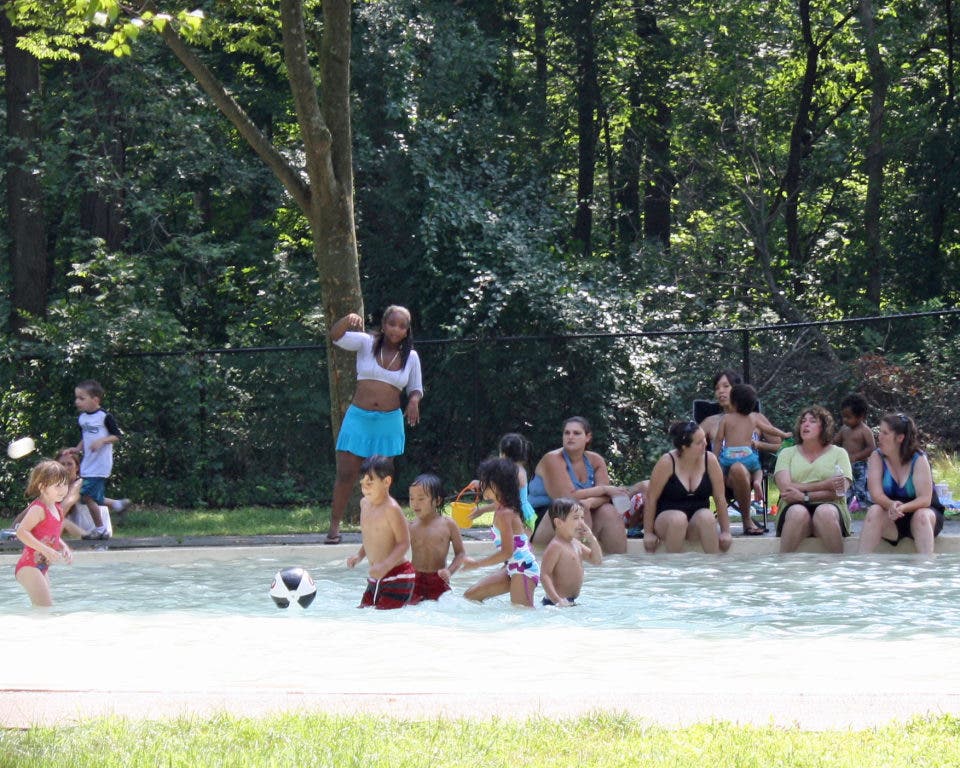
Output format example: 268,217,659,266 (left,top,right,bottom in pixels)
741,330,751,384
471,340,480,471
198,351,207,504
